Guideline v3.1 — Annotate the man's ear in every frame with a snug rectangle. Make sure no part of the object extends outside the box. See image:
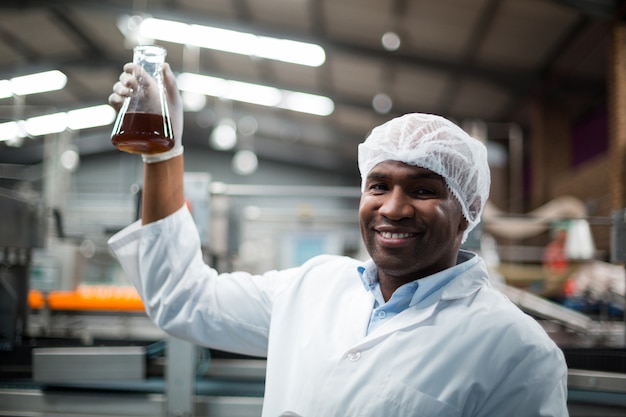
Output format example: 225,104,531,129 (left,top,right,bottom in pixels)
453,199,469,236
458,216,469,233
